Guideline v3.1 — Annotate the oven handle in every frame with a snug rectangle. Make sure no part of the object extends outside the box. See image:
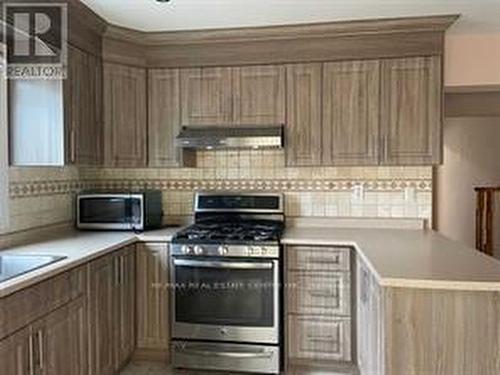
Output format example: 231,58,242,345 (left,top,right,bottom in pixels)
173,259,273,270
178,347,274,359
